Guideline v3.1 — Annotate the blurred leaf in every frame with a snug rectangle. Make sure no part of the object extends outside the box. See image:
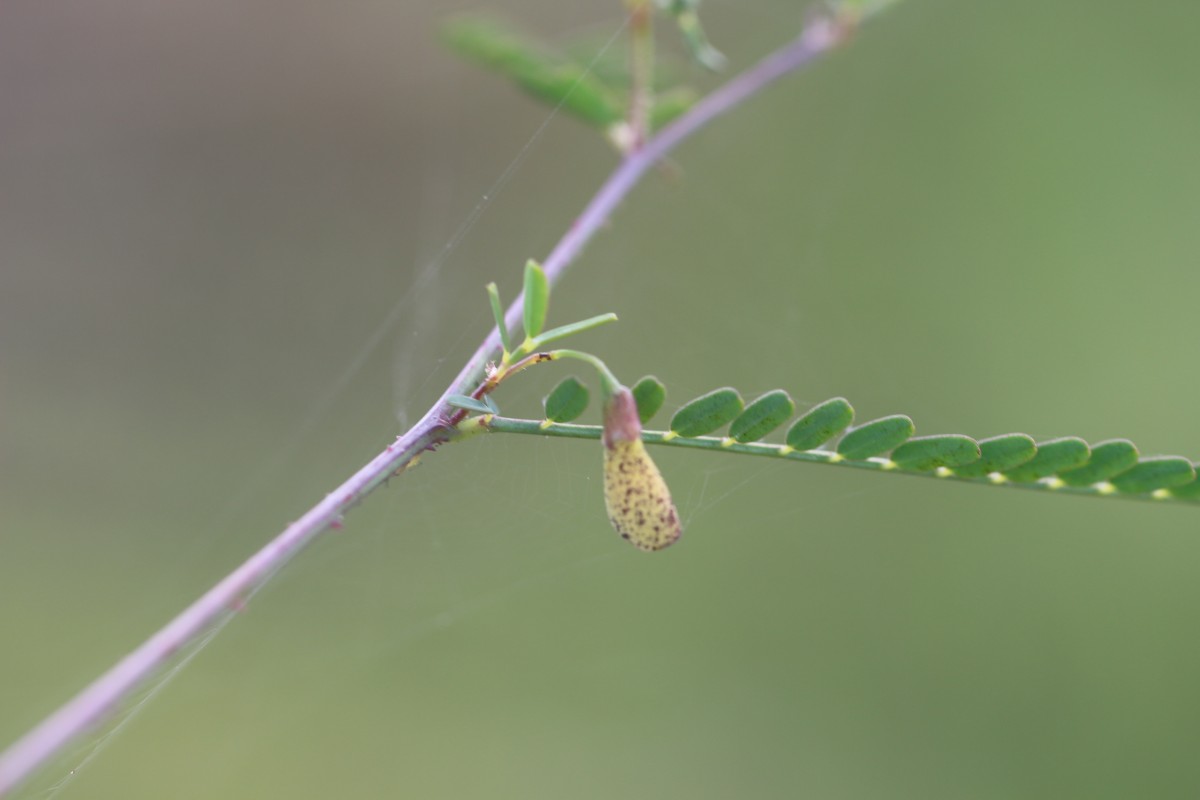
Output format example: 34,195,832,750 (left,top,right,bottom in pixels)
786,397,855,451
562,37,633,91
1112,457,1197,494
952,434,1037,478
632,376,667,423
1002,437,1090,483
835,414,914,460
544,376,590,422
670,387,744,437
523,259,550,340
1057,439,1139,487
447,395,494,415
891,434,980,471
562,37,688,93
442,16,624,128
729,390,795,443
655,0,725,71
650,86,699,131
